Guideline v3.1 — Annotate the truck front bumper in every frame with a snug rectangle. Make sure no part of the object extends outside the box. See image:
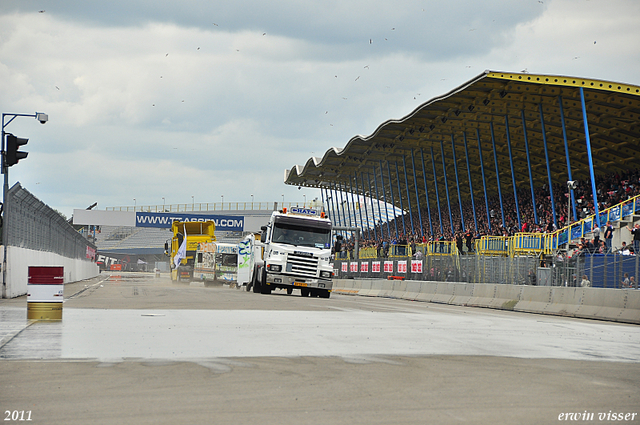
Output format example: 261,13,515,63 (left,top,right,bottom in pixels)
265,273,333,290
